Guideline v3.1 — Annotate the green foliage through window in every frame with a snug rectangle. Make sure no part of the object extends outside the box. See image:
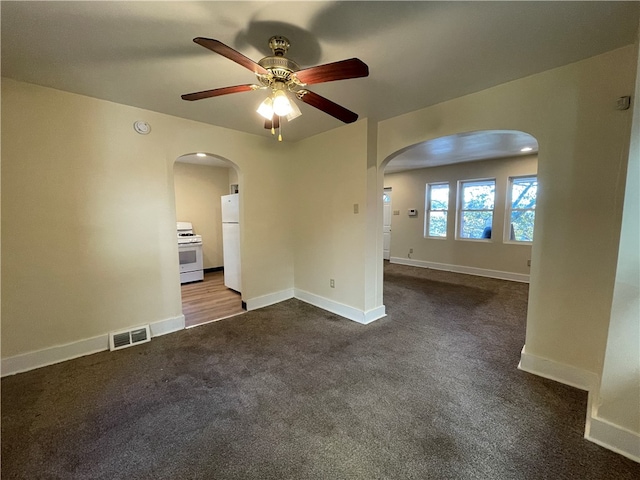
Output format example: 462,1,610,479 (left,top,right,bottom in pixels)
423,175,536,244
459,180,495,239
508,176,537,242
426,183,449,237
